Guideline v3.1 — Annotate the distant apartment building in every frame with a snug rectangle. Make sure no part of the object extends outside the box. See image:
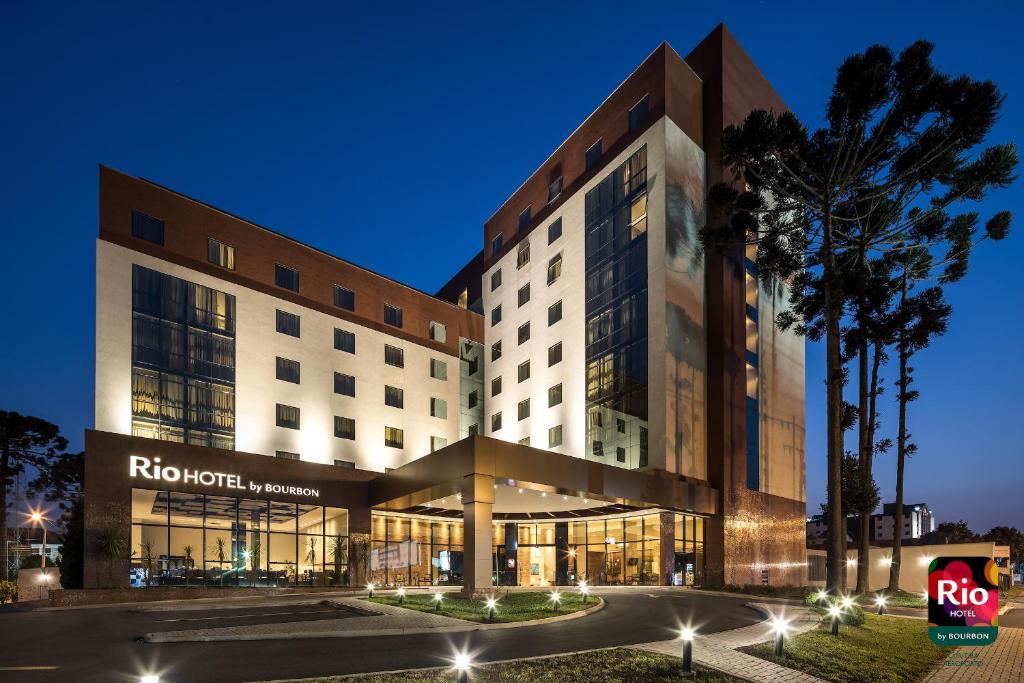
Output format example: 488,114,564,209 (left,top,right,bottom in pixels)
806,502,937,548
